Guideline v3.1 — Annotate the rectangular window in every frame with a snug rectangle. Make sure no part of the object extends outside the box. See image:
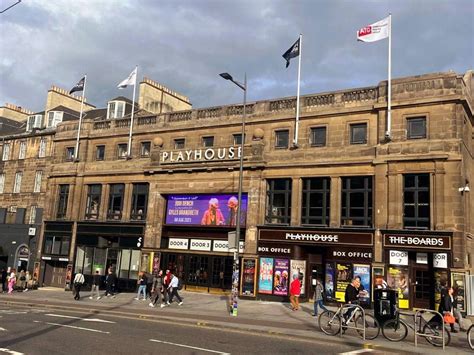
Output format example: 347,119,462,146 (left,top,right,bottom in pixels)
43,235,70,256
301,177,330,226
19,141,27,159
265,178,292,224
310,127,327,147
13,172,22,193
0,173,4,194
29,206,37,224
39,138,47,158
33,171,43,193
233,133,245,146
107,184,125,220
202,136,214,147
407,117,427,139
403,174,430,229
47,111,63,128
350,123,367,144
2,143,11,161
130,183,149,220
341,176,373,227
117,143,128,159
56,185,70,219
174,138,185,149
85,184,102,220
140,142,151,157
116,102,125,118
65,147,75,161
96,145,105,161
27,116,36,131
275,130,289,149
107,102,116,119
